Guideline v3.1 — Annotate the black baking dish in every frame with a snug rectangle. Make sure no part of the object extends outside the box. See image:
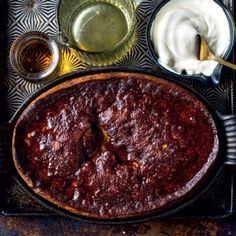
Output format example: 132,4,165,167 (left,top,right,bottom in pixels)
3,67,236,224
0,0,236,221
